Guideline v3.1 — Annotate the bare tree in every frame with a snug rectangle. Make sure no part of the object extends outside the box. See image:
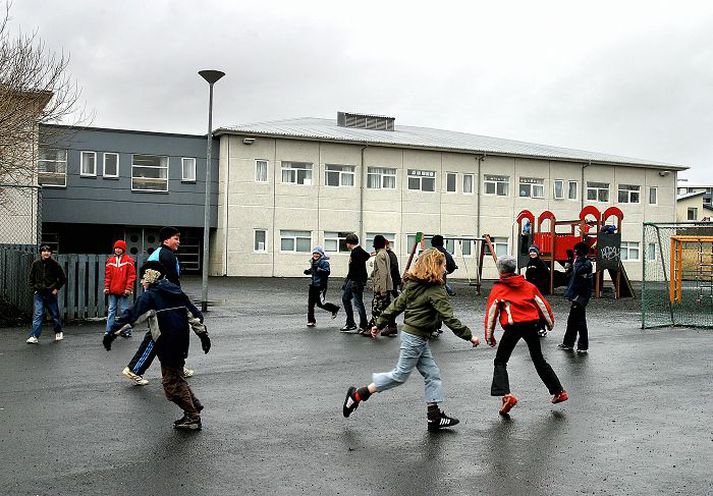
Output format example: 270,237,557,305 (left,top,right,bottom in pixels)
0,1,85,183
